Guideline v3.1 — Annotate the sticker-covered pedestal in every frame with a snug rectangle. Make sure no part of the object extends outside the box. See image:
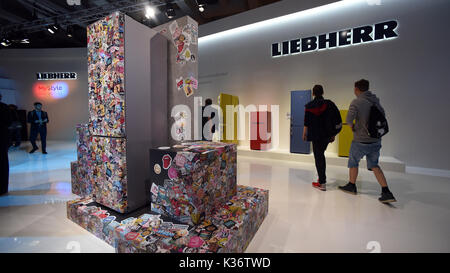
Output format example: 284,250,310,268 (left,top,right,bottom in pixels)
67,185,268,253
149,141,237,225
